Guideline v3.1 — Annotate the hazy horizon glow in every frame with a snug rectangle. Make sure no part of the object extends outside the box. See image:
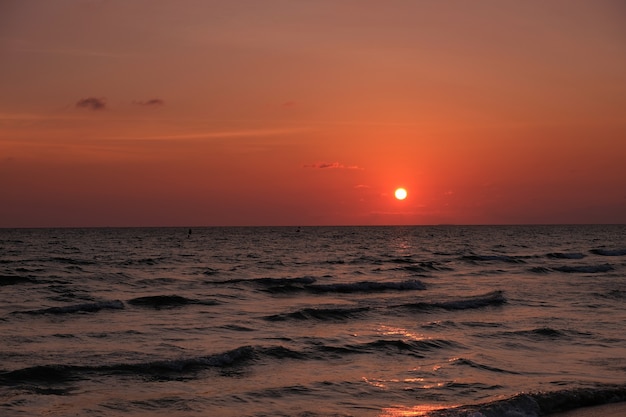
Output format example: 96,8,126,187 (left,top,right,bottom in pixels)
1,1,625,227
